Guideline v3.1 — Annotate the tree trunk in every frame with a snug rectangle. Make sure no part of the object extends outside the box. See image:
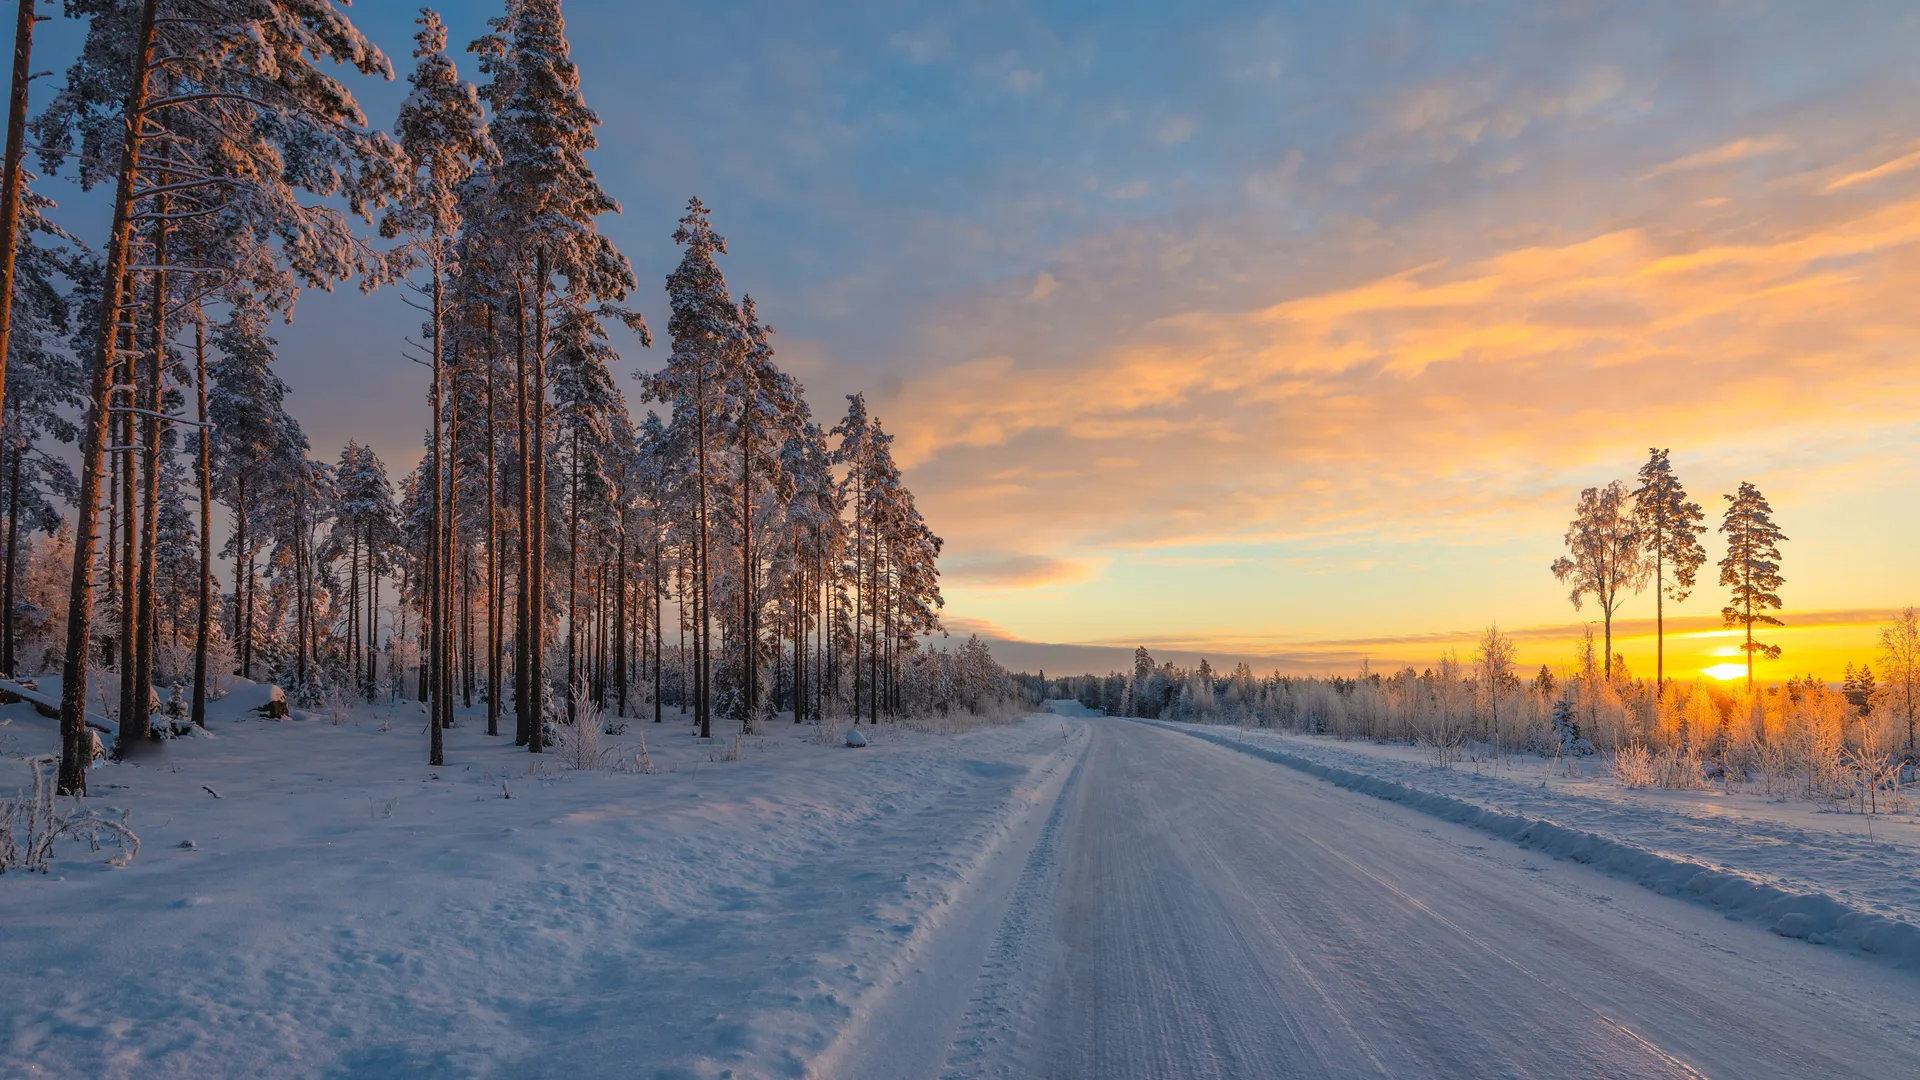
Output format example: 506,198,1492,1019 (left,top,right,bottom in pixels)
1,412,20,675
116,297,137,736
56,0,157,794
446,339,461,725
566,424,578,721
653,526,662,722
614,514,627,716
191,316,211,725
132,199,167,736
528,255,548,753
427,262,444,766
513,277,531,746
0,0,36,442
